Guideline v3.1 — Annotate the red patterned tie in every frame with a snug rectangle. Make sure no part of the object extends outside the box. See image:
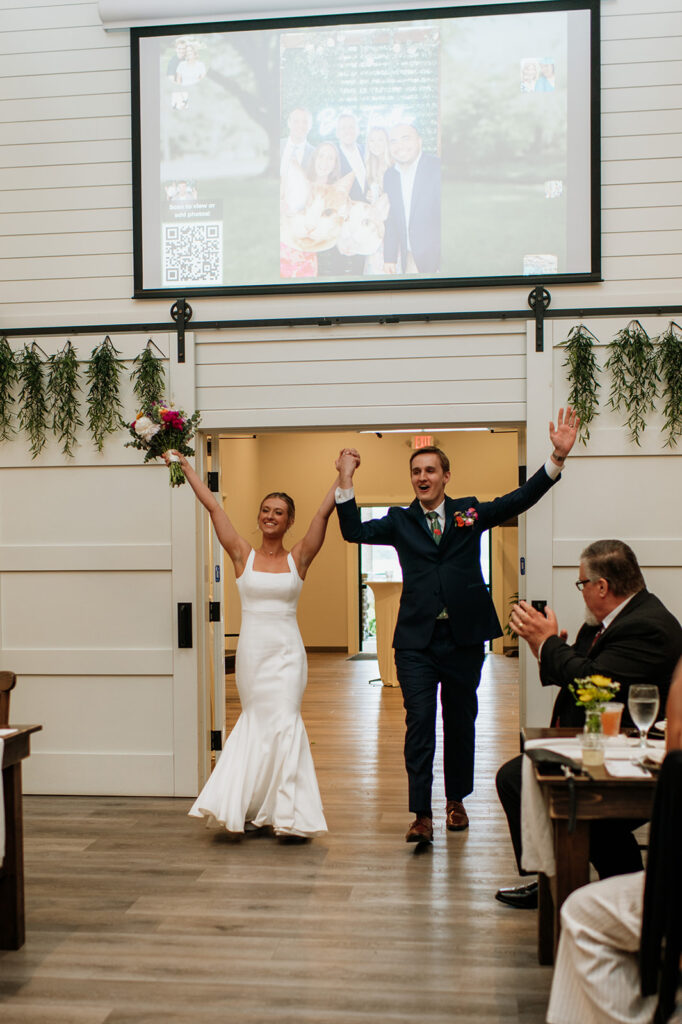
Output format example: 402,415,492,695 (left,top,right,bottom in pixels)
589,624,604,650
